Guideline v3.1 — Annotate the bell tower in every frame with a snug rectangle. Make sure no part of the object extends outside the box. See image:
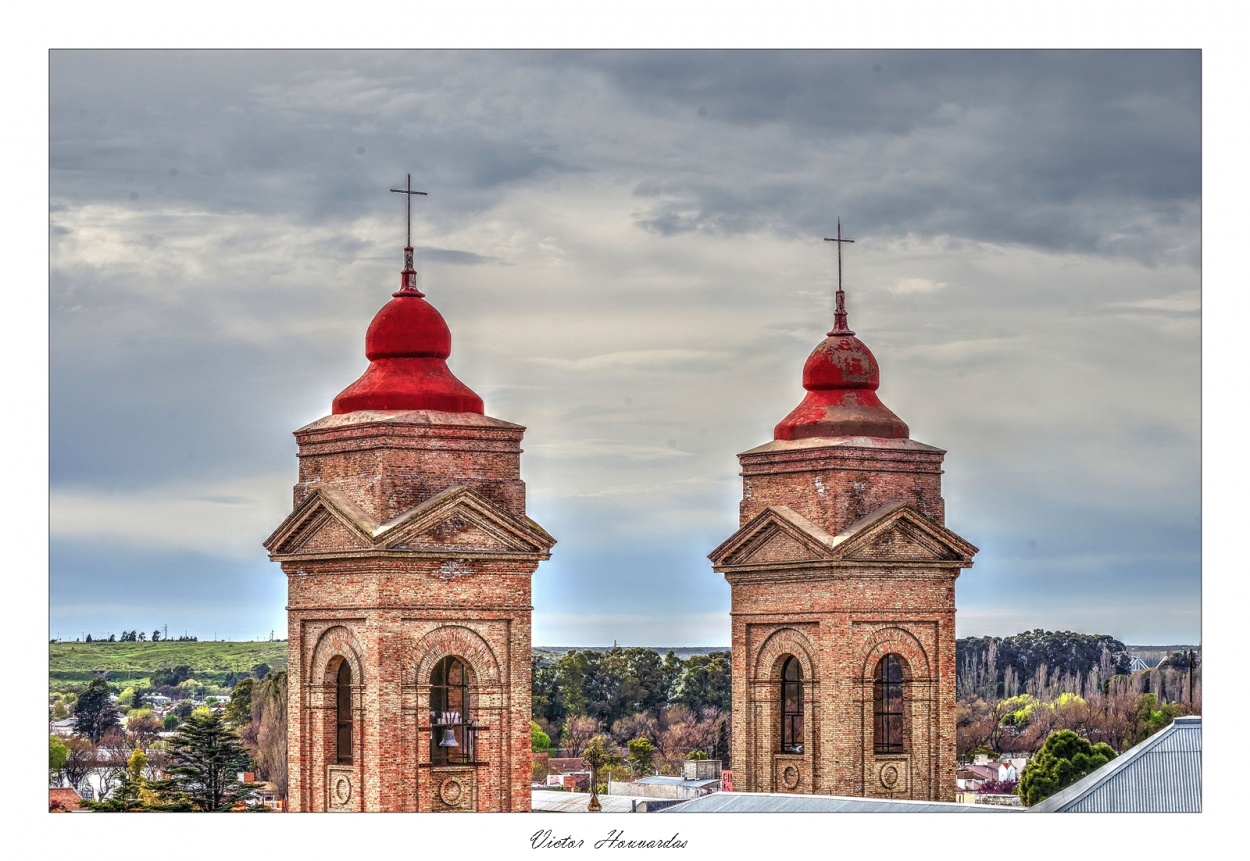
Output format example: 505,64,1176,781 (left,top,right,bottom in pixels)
710,227,975,801
265,183,554,812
